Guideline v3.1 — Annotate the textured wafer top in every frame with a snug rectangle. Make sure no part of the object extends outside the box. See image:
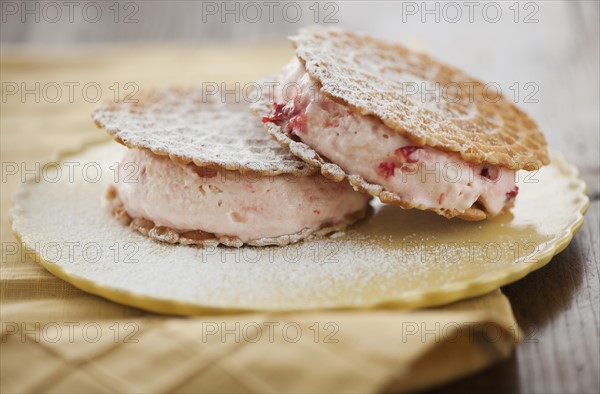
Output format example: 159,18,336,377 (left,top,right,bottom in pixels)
291,27,549,170
93,87,317,176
